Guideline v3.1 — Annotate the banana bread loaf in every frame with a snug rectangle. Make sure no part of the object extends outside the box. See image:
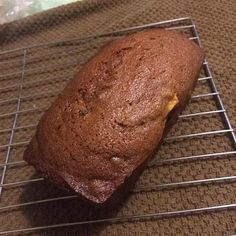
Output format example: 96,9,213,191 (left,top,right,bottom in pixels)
24,29,204,206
